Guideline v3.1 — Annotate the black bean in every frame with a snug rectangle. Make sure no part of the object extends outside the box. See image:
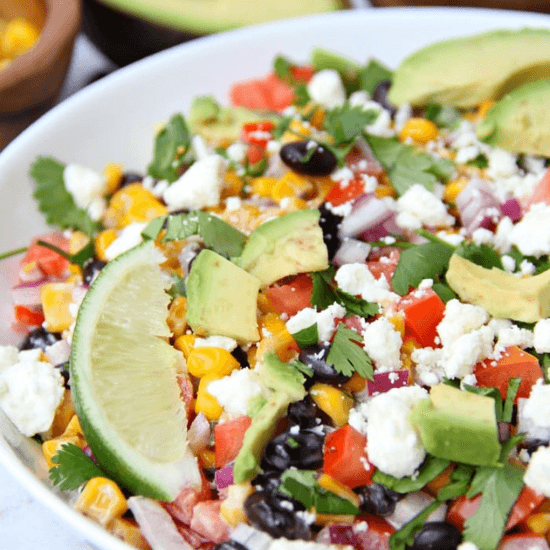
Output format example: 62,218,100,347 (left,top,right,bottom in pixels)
244,491,311,540
252,470,282,493
408,521,462,550
120,171,143,187
280,141,337,176
526,439,549,456
287,397,323,430
372,80,397,116
19,327,61,351
318,204,343,261
355,483,403,516
82,258,107,286
261,429,324,472
299,343,350,387
55,362,71,389
231,346,250,369
213,541,249,550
